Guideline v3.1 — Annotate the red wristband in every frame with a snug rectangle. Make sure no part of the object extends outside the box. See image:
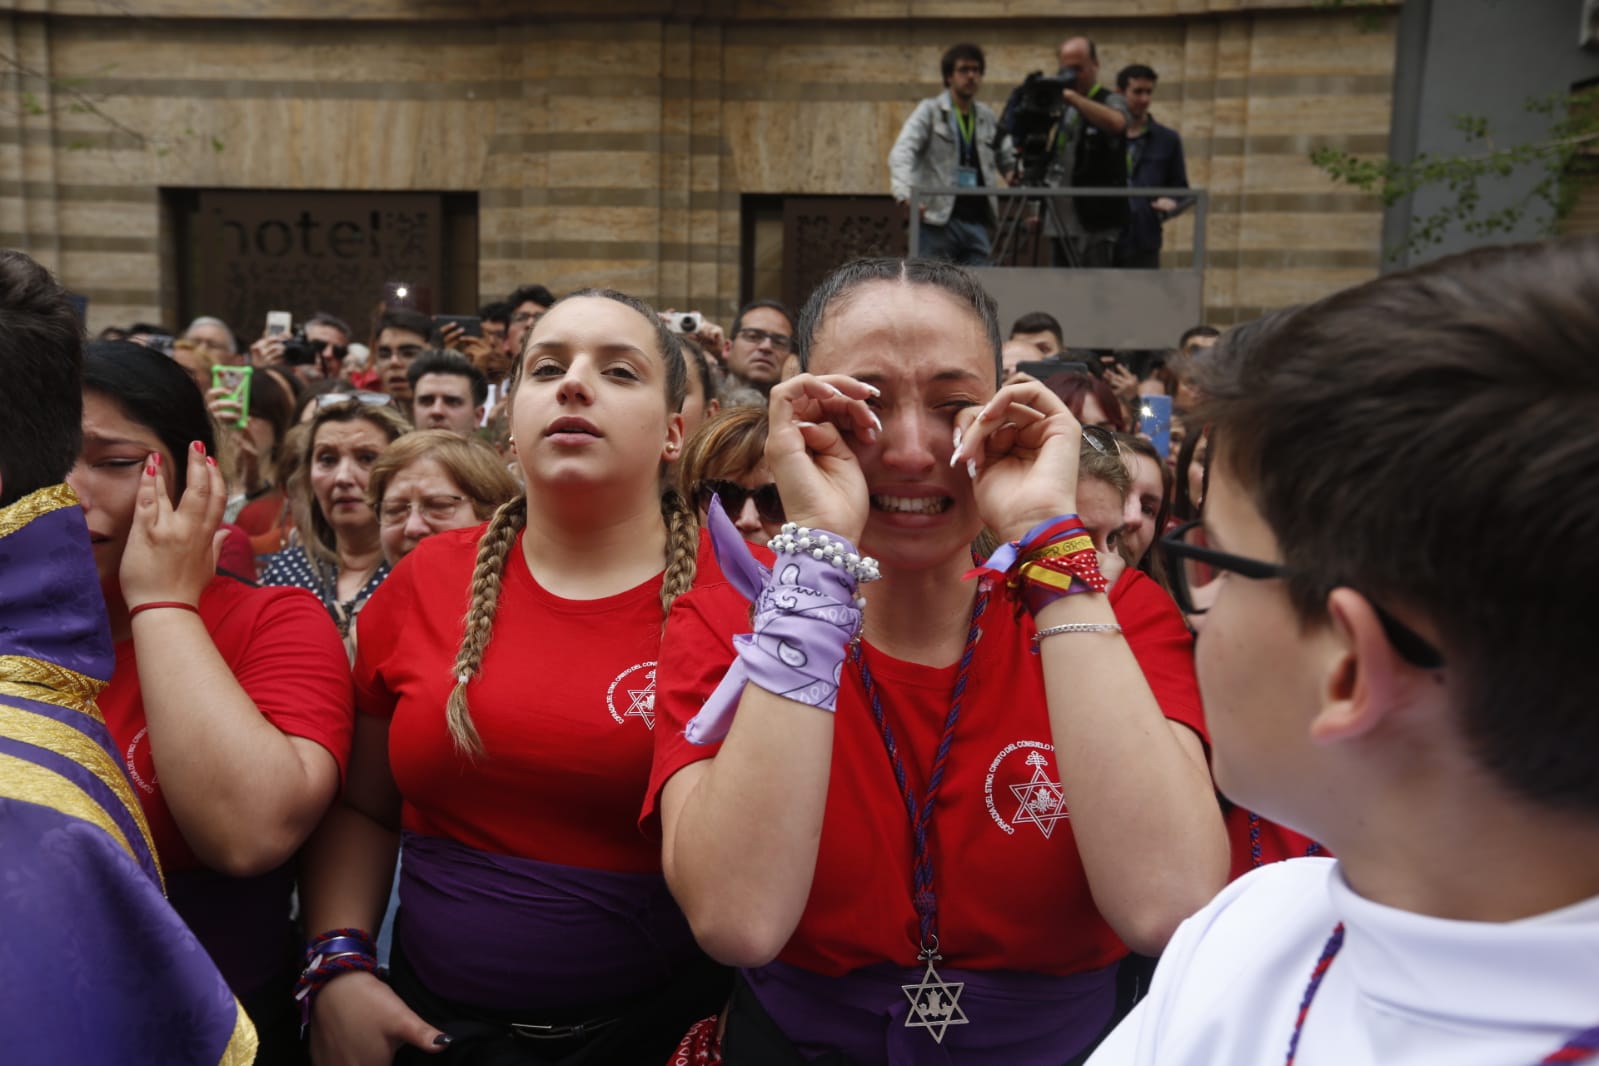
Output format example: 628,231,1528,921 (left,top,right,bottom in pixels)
127,600,200,619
